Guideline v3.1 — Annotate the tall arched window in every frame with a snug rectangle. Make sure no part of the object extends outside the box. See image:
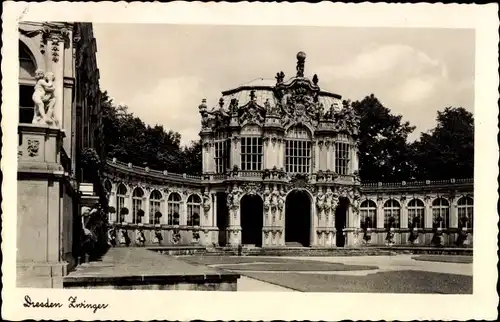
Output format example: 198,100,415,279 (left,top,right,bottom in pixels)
457,196,473,229
384,199,401,229
360,200,377,229
19,41,37,124
149,190,163,224
285,125,312,174
167,193,182,225
132,188,145,224
187,194,201,226
407,199,425,228
432,198,450,229
116,184,127,223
